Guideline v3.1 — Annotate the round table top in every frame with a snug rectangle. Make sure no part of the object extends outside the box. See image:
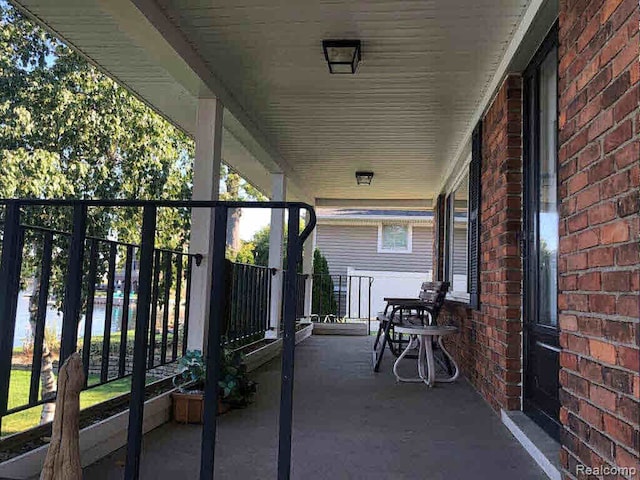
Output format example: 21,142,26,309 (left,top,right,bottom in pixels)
394,325,458,336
